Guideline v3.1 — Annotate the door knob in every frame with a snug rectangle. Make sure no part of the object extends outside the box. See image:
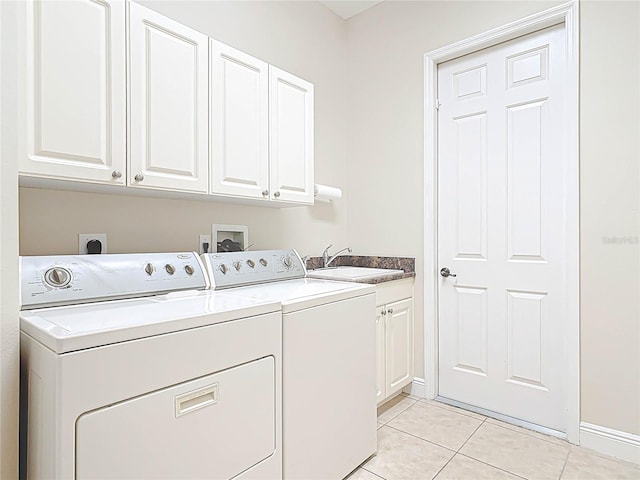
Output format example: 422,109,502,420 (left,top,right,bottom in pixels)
440,267,457,278
134,174,144,182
